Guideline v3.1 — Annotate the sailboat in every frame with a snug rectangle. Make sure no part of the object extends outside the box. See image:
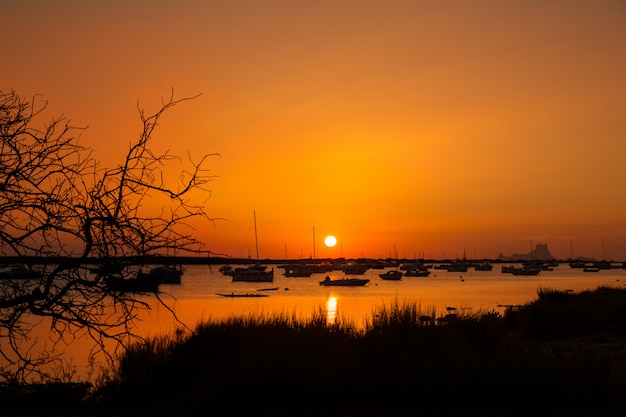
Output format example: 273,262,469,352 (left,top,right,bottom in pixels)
591,238,614,269
232,211,274,282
